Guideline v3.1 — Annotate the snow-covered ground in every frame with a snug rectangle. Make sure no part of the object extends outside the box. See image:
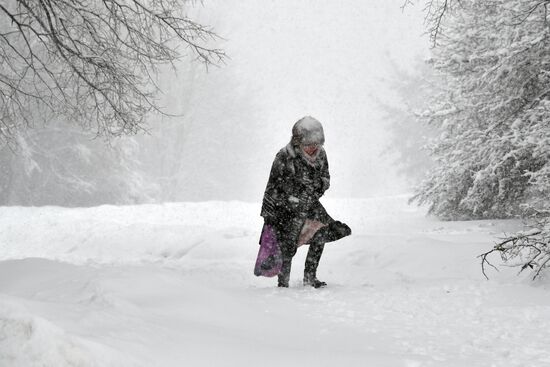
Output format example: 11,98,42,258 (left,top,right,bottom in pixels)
1,196,549,367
